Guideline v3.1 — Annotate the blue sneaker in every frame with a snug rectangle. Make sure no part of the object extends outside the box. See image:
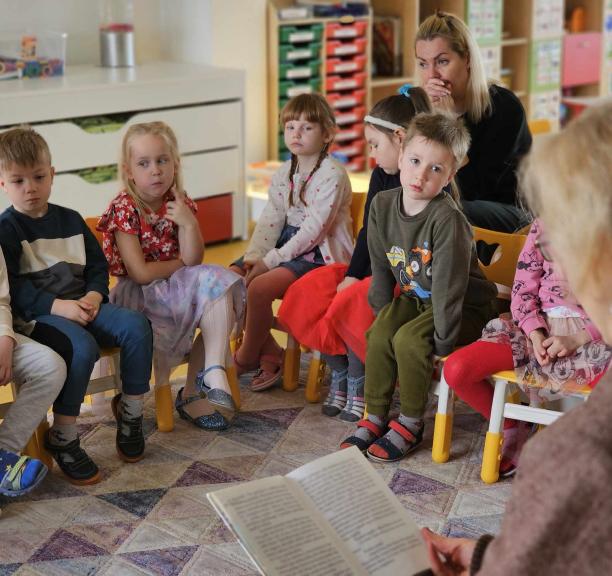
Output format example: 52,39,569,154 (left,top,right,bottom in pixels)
0,448,48,497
